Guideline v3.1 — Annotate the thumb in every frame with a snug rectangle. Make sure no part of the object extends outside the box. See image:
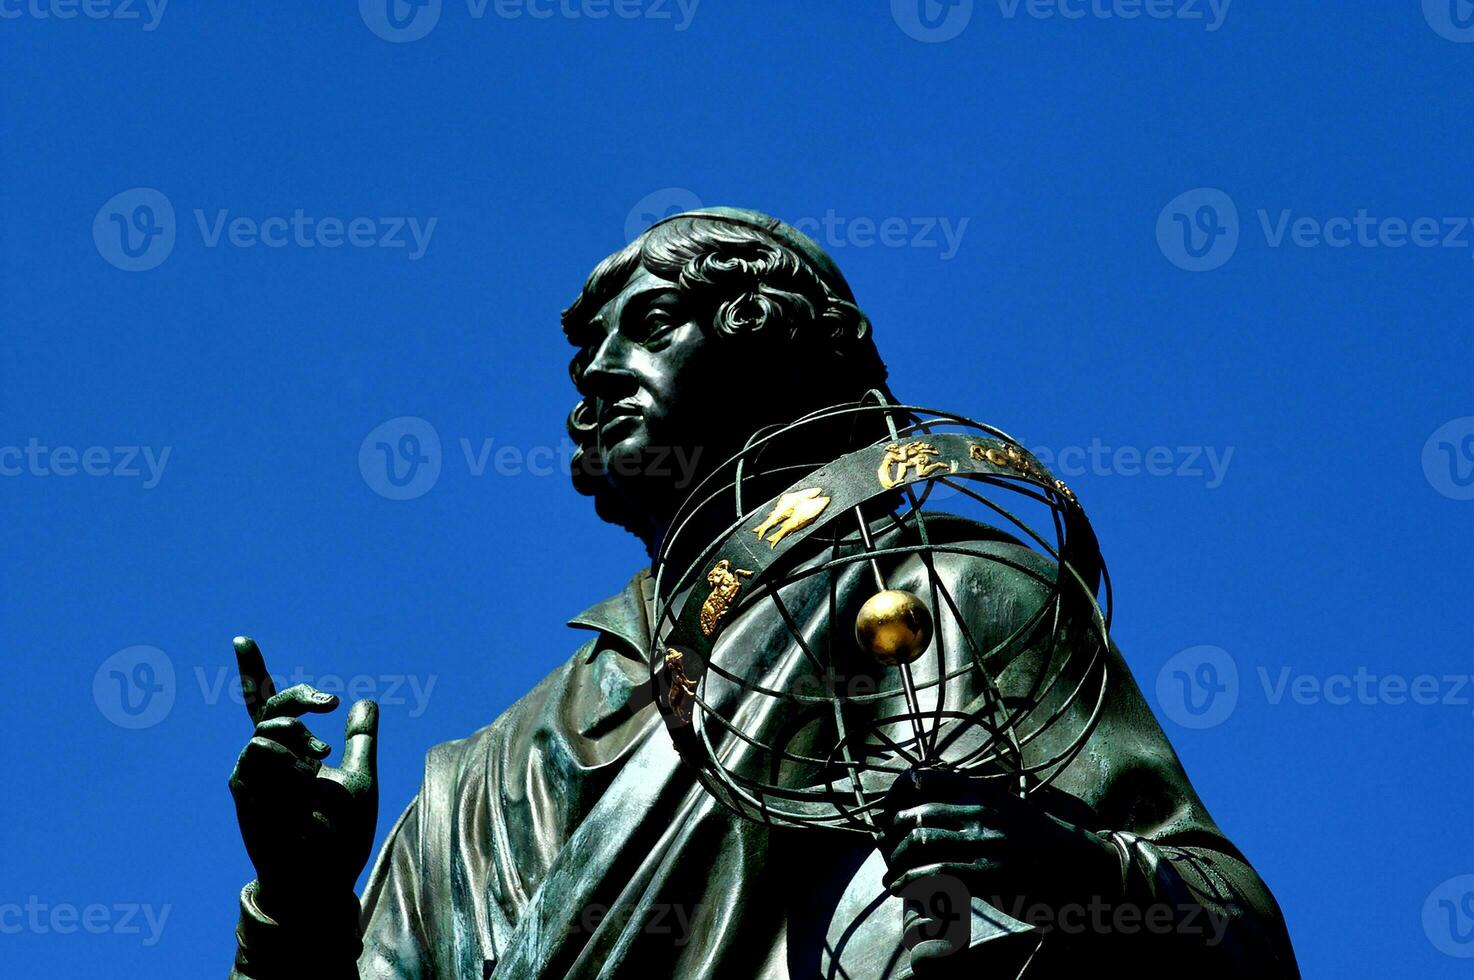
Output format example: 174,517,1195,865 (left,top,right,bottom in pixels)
340,698,379,780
